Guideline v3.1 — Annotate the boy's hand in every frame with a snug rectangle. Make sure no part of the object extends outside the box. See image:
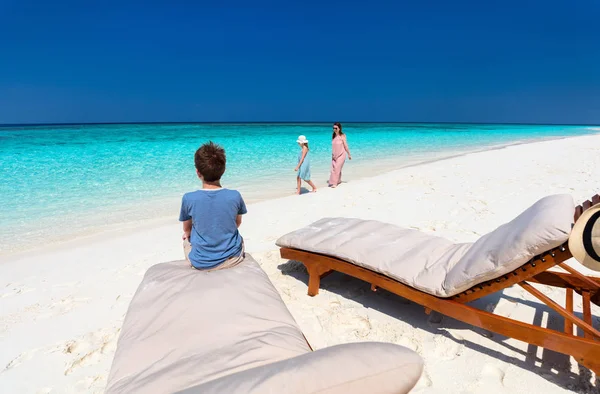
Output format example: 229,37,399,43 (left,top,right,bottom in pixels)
182,219,192,241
